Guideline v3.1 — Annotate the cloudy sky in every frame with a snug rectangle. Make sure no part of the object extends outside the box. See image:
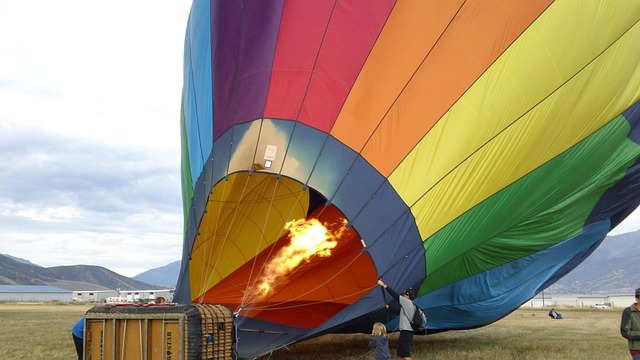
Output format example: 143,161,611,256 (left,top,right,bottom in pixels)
0,0,192,277
1,0,639,279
